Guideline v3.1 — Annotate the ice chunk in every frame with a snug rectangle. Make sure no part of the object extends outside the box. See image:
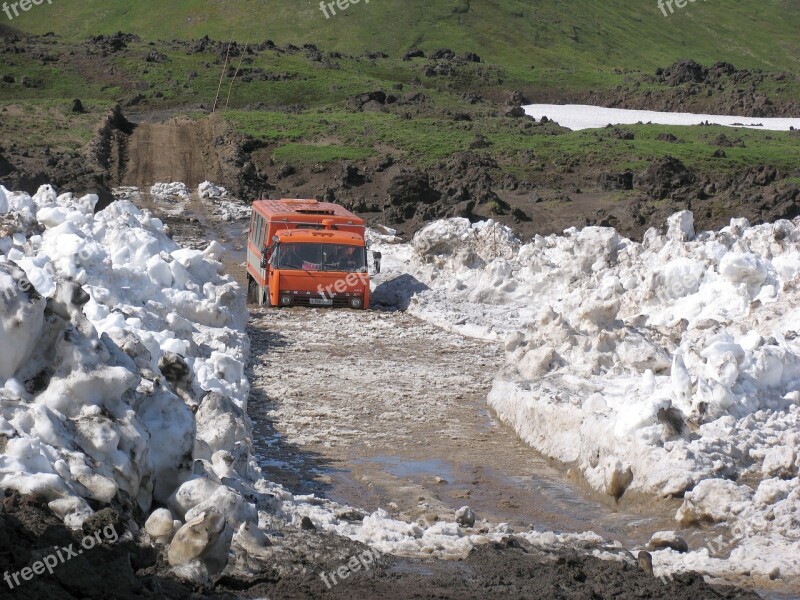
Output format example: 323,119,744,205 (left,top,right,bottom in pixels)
0,262,46,379
666,211,695,242
719,252,767,286
167,508,232,579
676,479,753,525
146,508,179,544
